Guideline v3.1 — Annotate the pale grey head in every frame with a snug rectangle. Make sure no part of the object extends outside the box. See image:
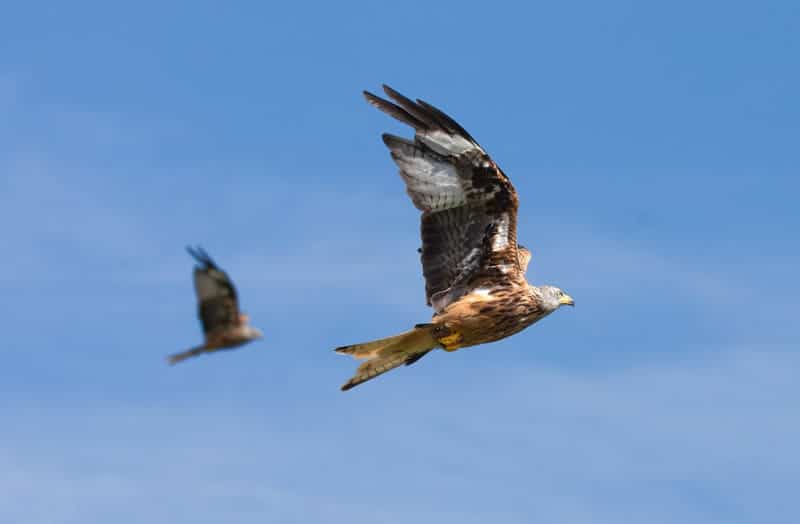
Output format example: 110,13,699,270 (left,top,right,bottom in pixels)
242,325,264,341
537,285,575,313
